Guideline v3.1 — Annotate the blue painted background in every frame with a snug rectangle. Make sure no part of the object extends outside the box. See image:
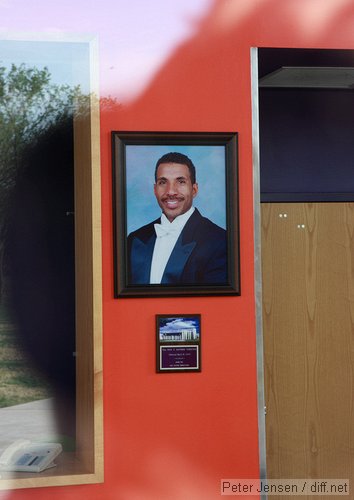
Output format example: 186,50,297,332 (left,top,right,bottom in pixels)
126,144,226,234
